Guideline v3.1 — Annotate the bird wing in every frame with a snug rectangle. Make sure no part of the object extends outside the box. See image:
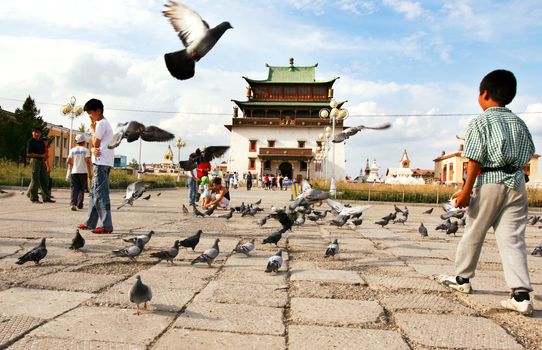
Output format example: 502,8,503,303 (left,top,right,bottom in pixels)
331,132,349,143
201,146,230,163
123,121,146,142
140,126,175,142
125,182,136,198
340,205,371,217
108,132,125,149
356,123,392,131
163,1,209,48
326,198,345,213
179,160,197,171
